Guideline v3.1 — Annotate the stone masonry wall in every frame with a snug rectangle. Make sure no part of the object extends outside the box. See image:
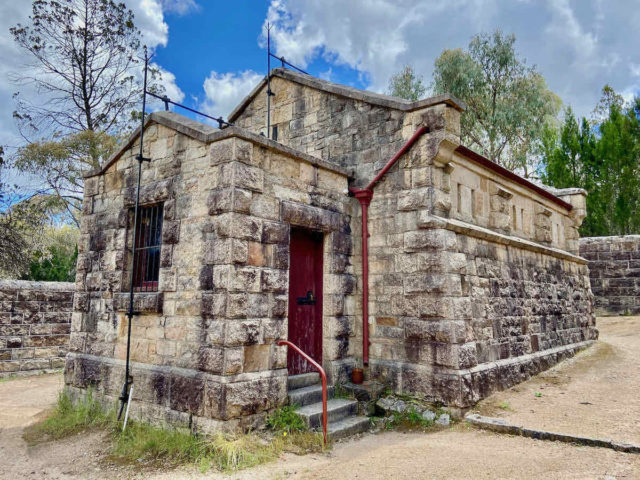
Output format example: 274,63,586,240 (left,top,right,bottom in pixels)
233,70,596,409
364,137,597,408
0,280,74,376
580,235,640,315
65,112,353,432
